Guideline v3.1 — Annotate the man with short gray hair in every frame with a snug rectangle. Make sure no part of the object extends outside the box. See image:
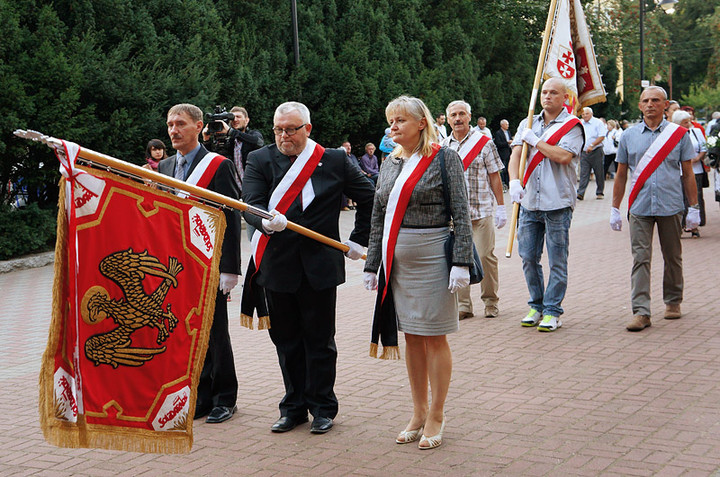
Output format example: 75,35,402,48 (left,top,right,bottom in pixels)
443,100,506,319
242,101,375,434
